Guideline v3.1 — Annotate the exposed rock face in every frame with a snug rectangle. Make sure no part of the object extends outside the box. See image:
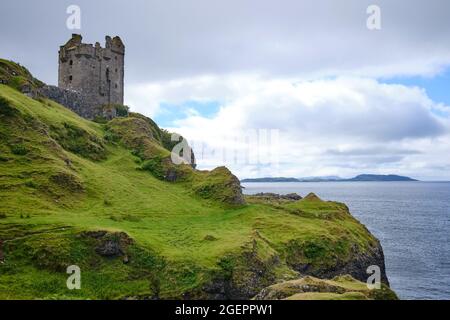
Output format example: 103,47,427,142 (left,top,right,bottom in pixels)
287,240,390,286
164,167,179,182
224,170,246,206
49,171,84,193
96,240,123,257
193,166,246,206
82,231,133,258
201,234,280,299
339,242,390,285
199,241,390,300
